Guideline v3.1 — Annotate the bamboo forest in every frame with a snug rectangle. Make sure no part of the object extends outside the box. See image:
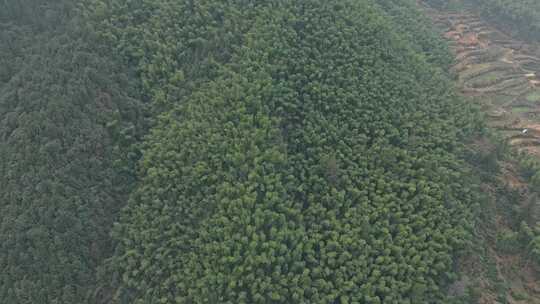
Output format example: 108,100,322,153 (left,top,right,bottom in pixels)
1,0,539,303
